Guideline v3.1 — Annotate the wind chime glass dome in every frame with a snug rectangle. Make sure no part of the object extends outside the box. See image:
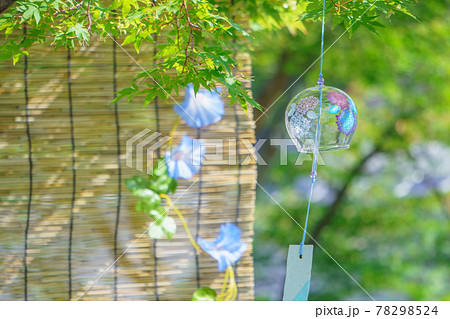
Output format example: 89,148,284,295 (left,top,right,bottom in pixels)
285,86,358,153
